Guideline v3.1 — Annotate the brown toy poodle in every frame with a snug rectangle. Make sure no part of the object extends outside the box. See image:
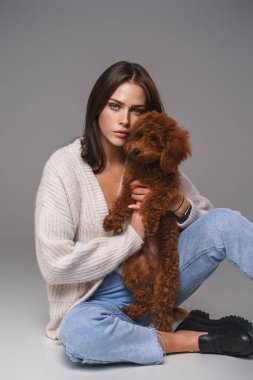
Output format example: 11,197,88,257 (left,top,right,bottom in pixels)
103,110,192,331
